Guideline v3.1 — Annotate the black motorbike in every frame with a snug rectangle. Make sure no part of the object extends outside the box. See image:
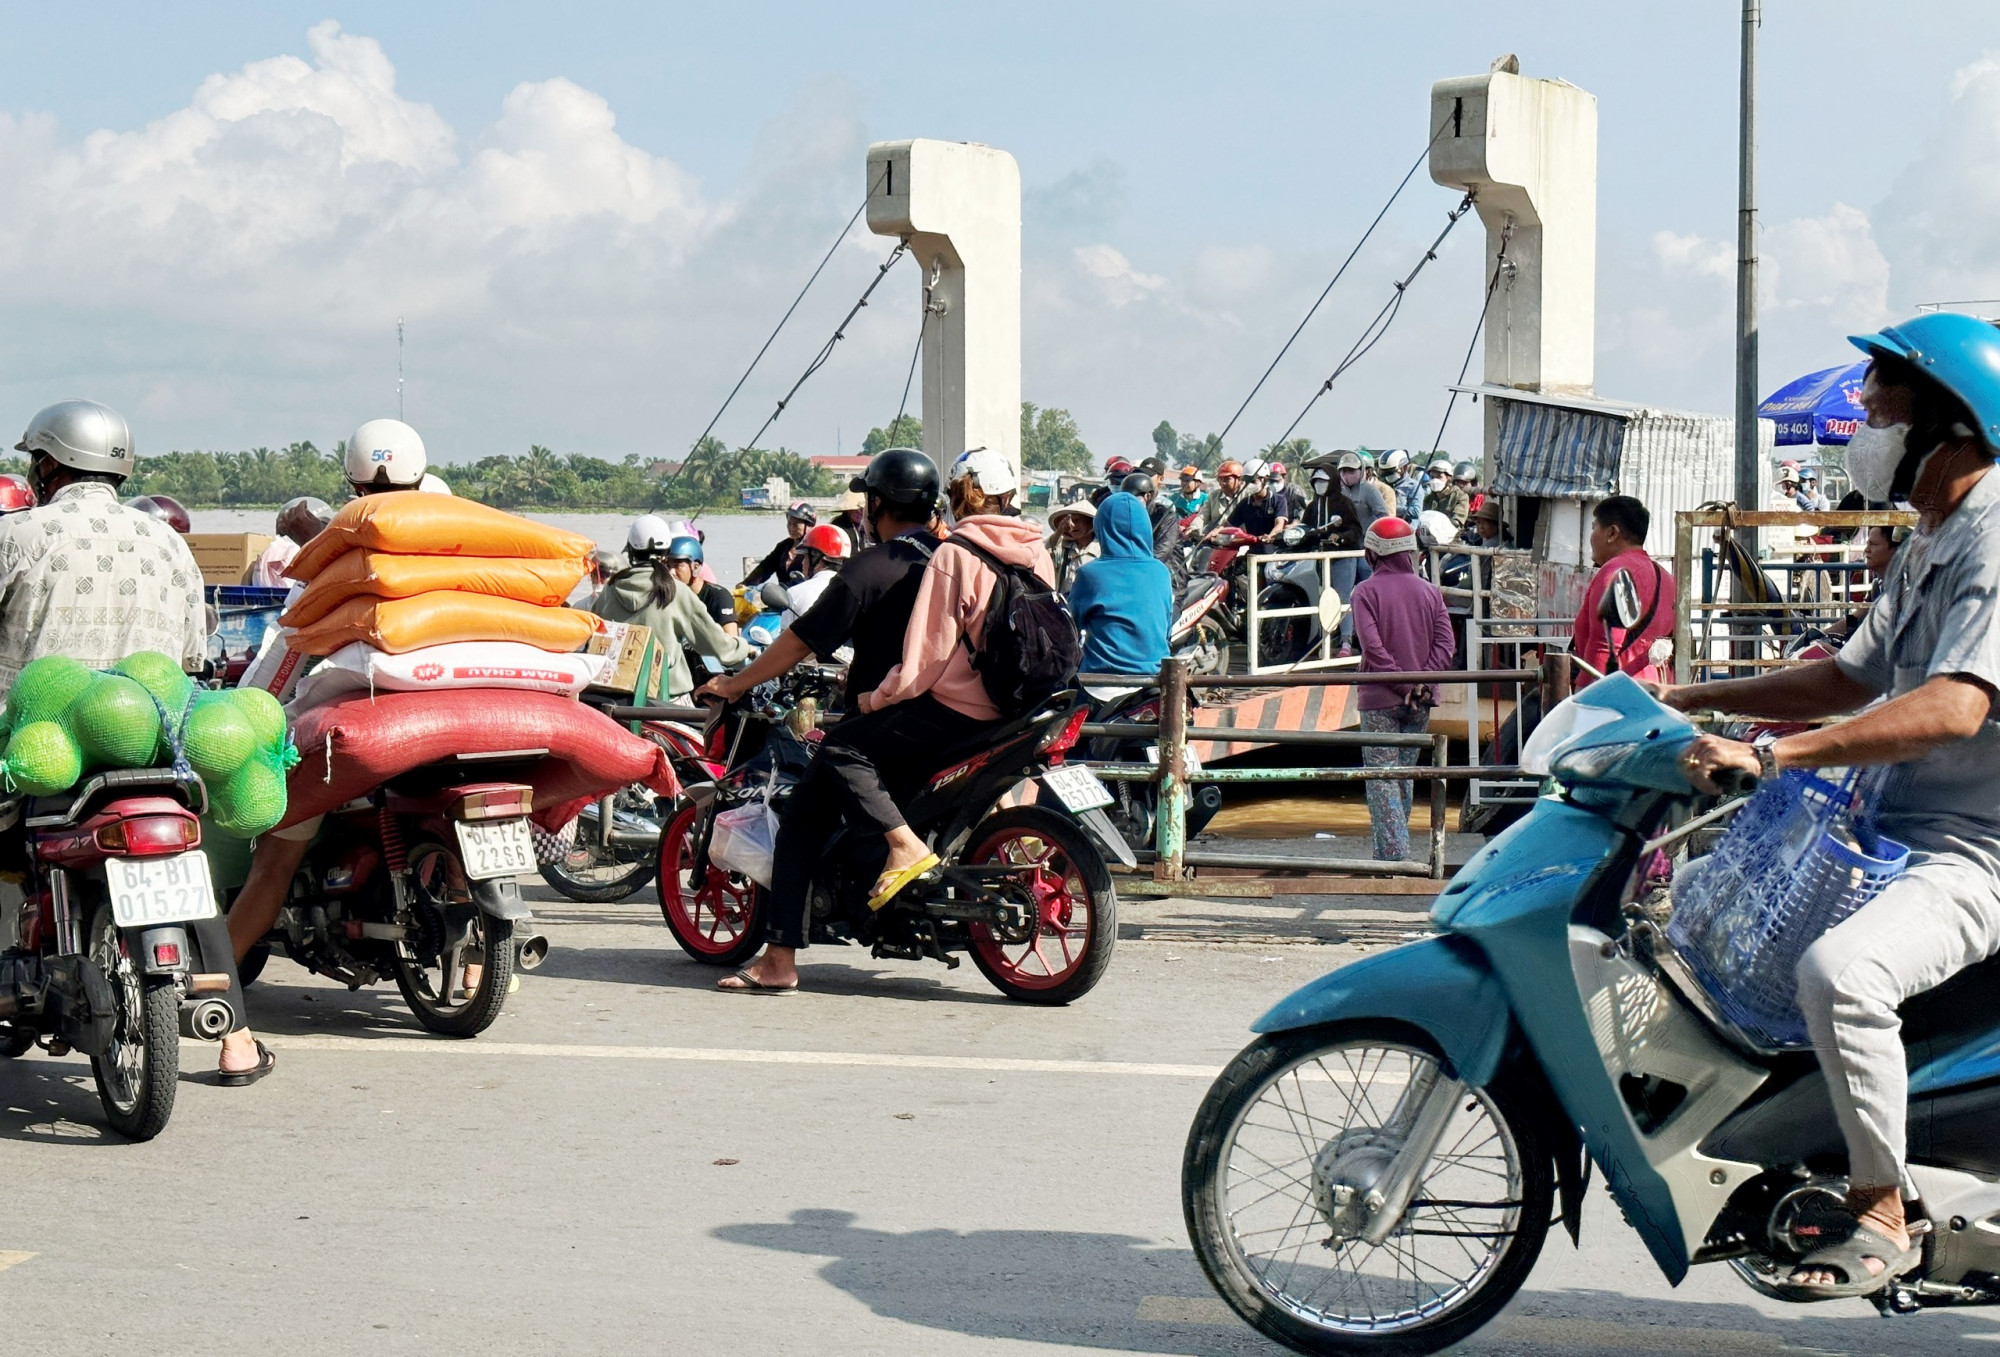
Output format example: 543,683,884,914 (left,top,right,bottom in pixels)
658,668,1133,1004
1086,687,1224,854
